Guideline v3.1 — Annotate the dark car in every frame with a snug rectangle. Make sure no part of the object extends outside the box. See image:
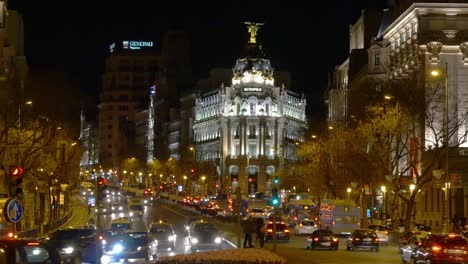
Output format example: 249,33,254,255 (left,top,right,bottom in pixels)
104,231,157,262
94,203,110,215
148,222,176,251
264,221,290,241
41,228,102,264
411,233,468,264
0,238,63,264
129,204,144,218
346,229,380,252
187,221,223,252
184,217,202,232
306,229,339,250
